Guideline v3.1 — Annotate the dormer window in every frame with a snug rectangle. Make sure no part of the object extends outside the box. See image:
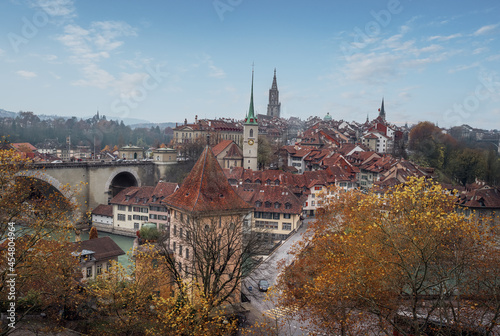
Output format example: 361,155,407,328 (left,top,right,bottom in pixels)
285,203,291,209
126,196,130,201
265,201,271,208
274,202,280,209
255,201,262,208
